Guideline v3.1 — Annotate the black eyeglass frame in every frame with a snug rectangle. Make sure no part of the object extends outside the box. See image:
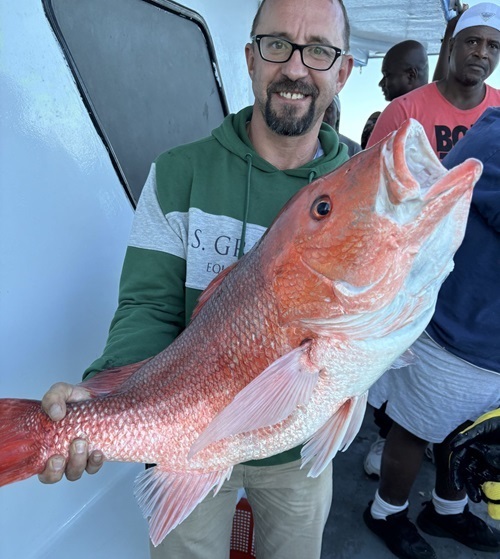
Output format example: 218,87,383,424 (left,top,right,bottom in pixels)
251,34,345,71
